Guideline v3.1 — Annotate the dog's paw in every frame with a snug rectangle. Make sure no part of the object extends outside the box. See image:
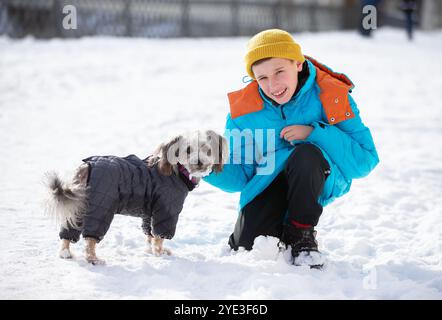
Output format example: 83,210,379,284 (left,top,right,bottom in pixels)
152,246,172,256
148,236,172,256
154,248,172,257
59,248,73,259
145,246,153,254
86,256,106,265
